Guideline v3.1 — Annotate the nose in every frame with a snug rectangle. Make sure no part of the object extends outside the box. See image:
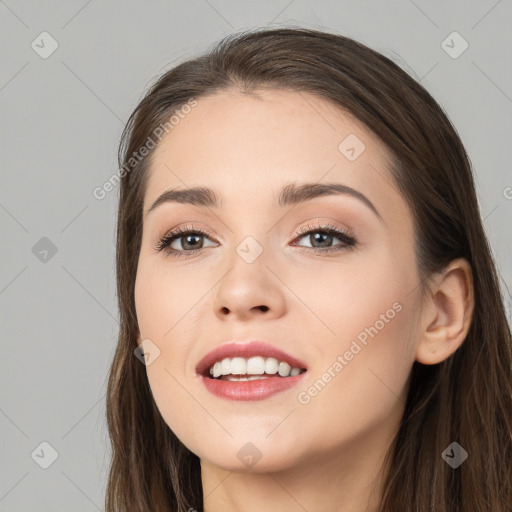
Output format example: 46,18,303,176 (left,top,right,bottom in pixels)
213,257,287,322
